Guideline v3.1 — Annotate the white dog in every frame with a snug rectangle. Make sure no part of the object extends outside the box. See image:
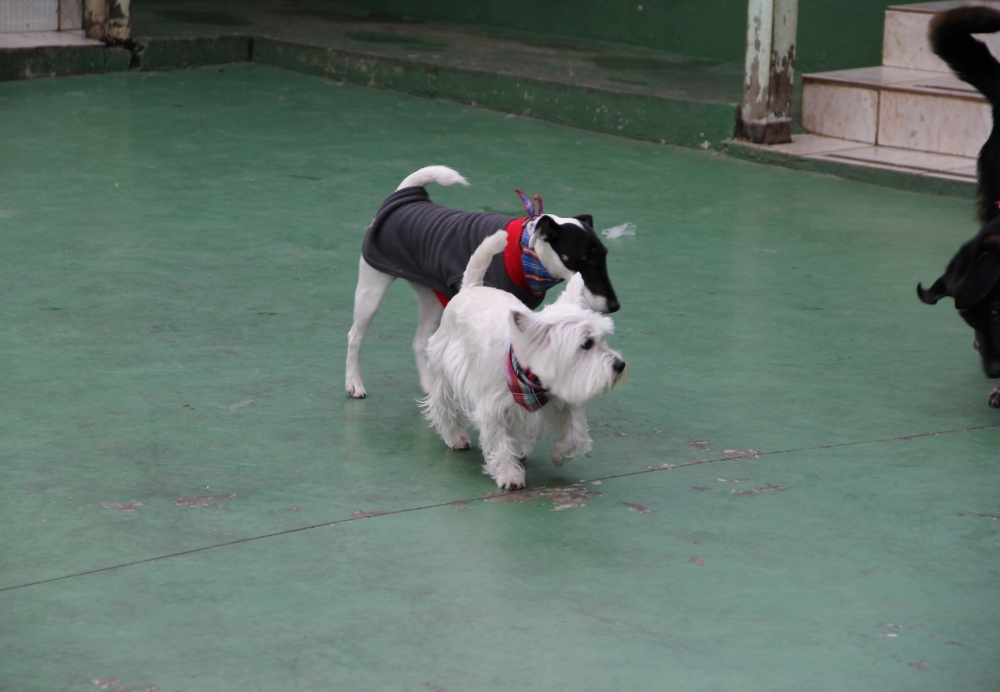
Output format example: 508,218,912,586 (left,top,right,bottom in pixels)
421,230,627,490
